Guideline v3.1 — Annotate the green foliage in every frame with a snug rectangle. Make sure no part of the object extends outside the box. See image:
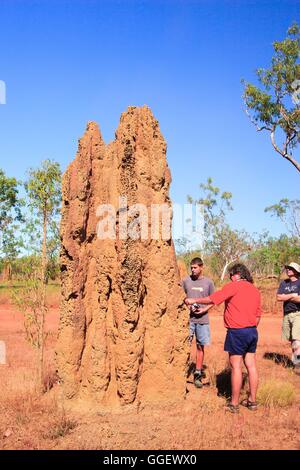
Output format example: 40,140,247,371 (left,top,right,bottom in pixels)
23,159,61,266
177,249,202,272
24,159,61,217
46,255,60,281
2,254,59,281
13,159,62,390
0,168,22,228
0,168,23,262
243,23,300,171
248,234,300,276
11,259,48,349
265,198,300,239
9,255,40,280
207,224,251,279
188,178,251,279
188,177,233,231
